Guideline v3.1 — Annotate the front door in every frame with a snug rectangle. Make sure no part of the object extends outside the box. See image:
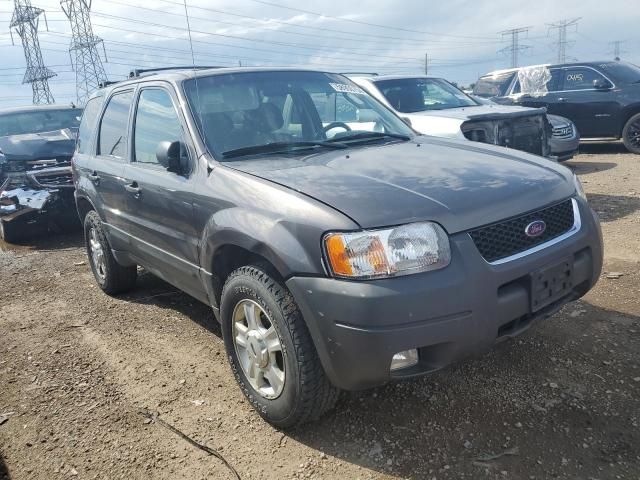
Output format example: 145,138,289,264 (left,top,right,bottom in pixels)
121,86,203,299
553,66,620,137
